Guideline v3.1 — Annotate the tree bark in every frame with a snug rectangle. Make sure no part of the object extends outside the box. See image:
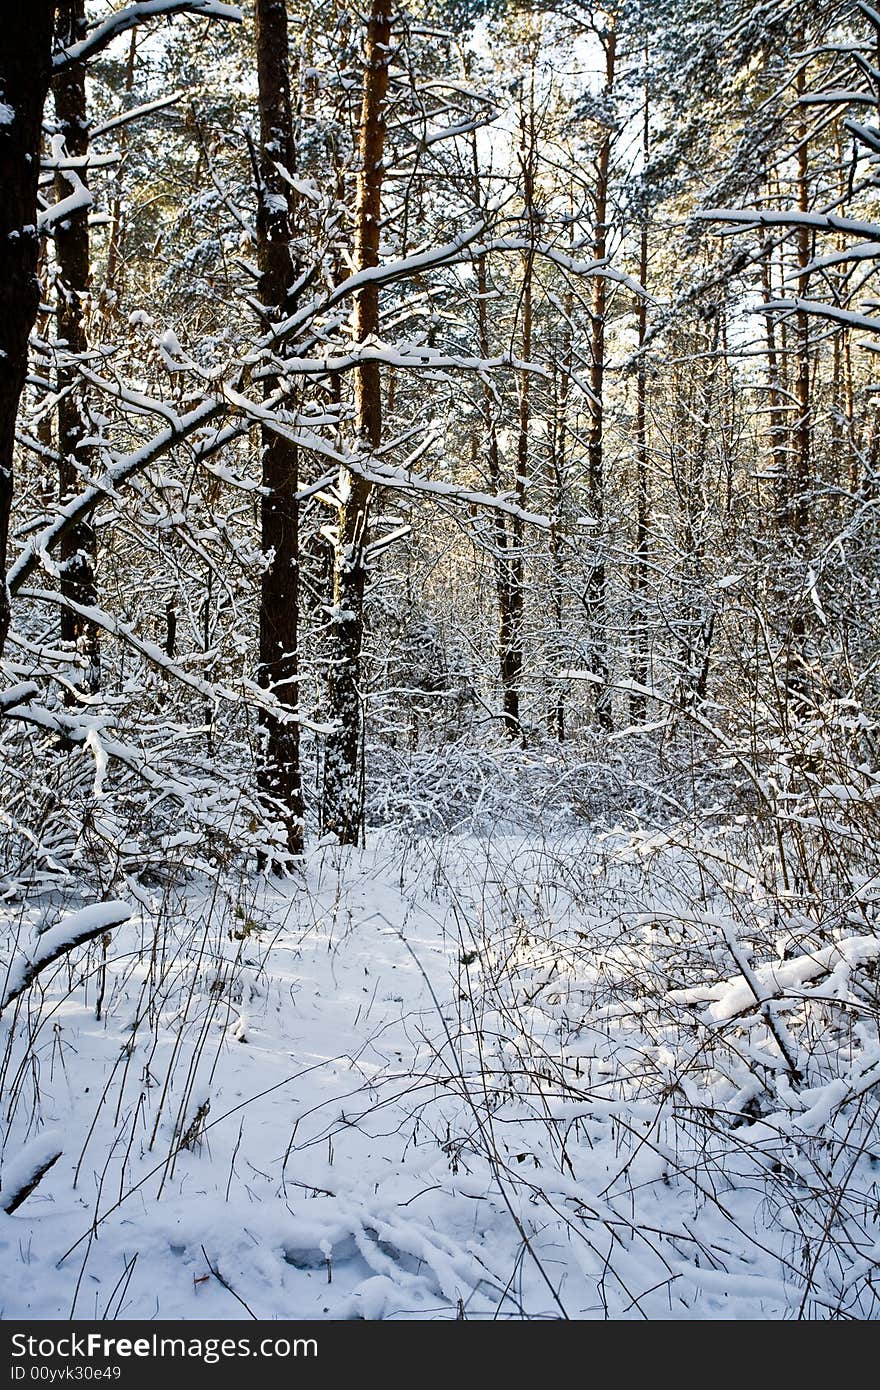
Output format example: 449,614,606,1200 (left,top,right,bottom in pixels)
105,29,137,303
630,78,650,721
793,66,811,542
785,63,811,698
585,23,616,731
0,3,57,658
254,0,304,858
503,72,538,745
54,0,100,694
677,312,718,708
321,0,391,844
470,132,520,741
547,275,571,742
474,250,516,726
759,233,788,522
